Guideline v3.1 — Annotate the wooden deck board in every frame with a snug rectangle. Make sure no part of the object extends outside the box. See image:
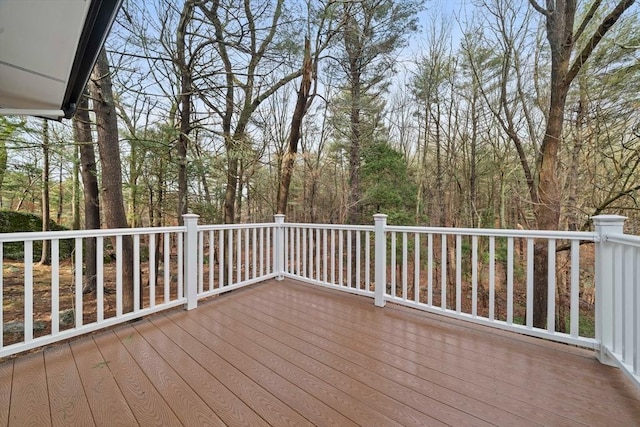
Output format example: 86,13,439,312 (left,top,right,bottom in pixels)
247,283,634,425
170,312,355,427
280,285,632,399
266,282,640,424
111,324,225,426
184,305,416,426
0,278,638,426
44,345,94,427
9,352,51,426
225,289,531,427
0,358,12,427
92,330,182,426
70,336,138,426
149,314,313,427
131,319,270,427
